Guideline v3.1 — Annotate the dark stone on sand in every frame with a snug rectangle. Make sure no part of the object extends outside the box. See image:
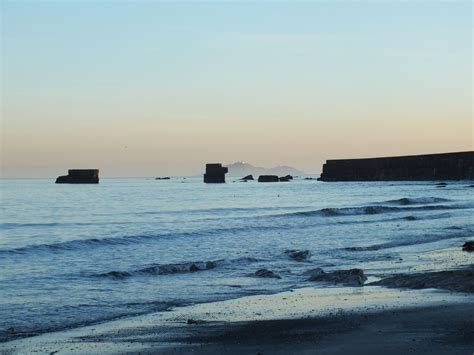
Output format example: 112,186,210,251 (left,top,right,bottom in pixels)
241,175,254,181
279,175,293,182
368,267,474,293
286,250,311,261
462,241,474,252
309,268,367,286
155,177,171,180
204,163,228,183
258,175,279,183
55,169,99,184
254,269,281,279
318,151,474,181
